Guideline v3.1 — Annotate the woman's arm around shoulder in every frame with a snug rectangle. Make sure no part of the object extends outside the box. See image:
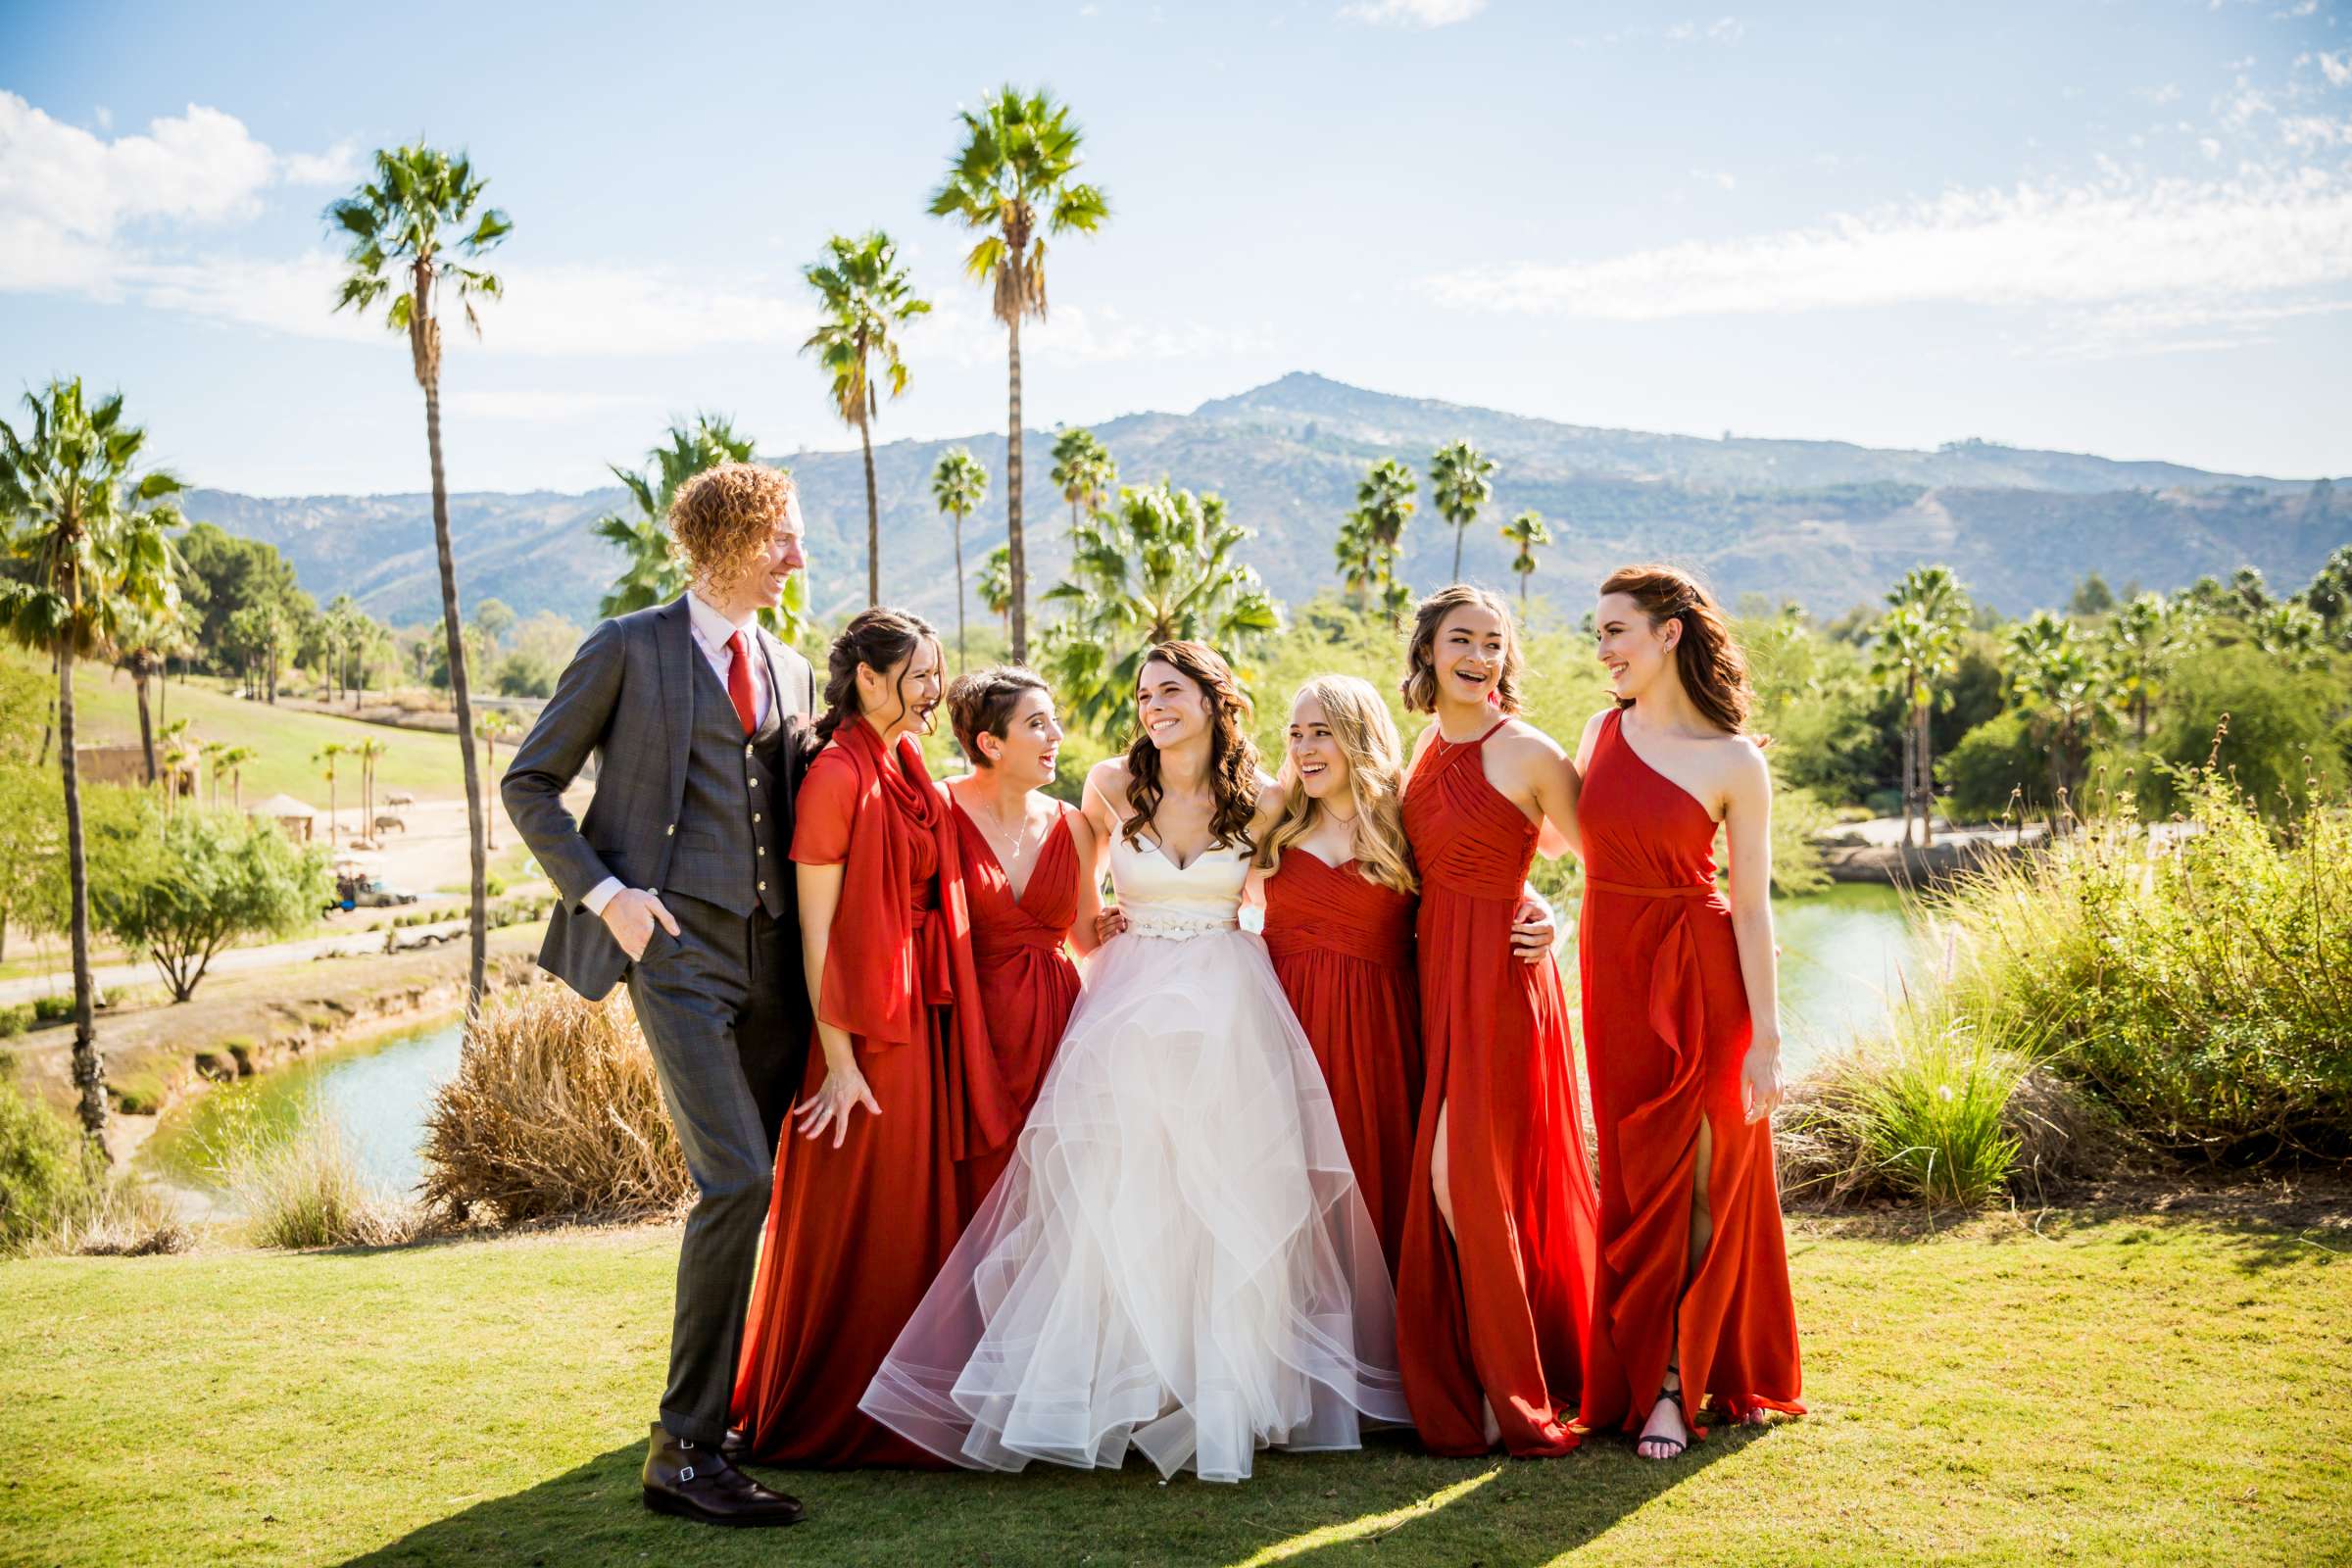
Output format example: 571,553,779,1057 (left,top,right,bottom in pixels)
1492,720,1582,858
